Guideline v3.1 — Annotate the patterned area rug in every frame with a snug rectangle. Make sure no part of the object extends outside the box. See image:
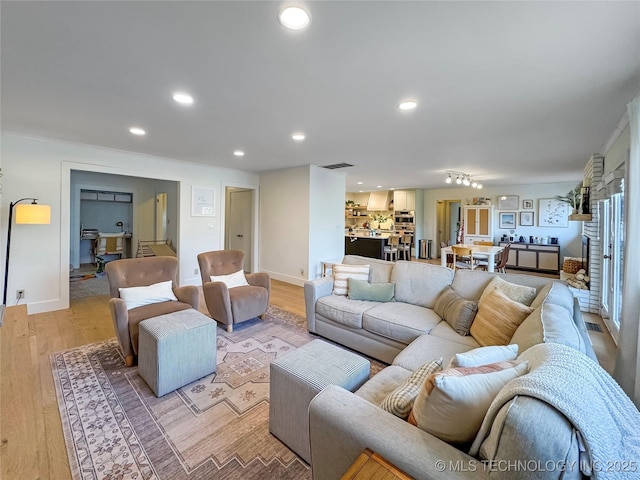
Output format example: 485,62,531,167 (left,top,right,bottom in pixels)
51,308,321,480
